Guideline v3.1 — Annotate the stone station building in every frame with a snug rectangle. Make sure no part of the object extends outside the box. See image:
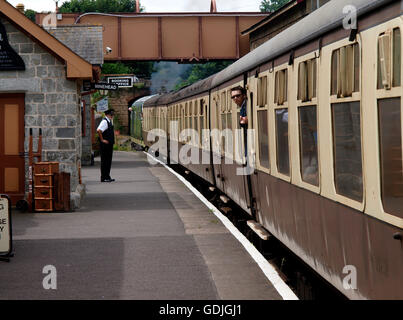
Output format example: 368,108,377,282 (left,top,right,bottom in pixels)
0,1,95,209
